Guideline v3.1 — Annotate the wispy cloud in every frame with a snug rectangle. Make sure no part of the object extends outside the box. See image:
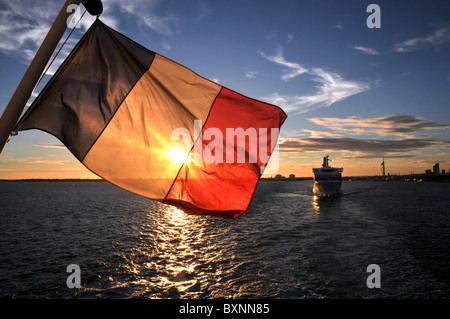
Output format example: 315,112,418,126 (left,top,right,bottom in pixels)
0,0,178,66
259,47,370,114
197,1,214,20
392,25,450,53
280,115,450,159
0,0,121,67
162,40,172,51
308,115,450,137
353,46,379,55
34,144,66,149
353,25,450,55
141,14,178,35
333,22,344,30
258,46,308,81
300,129,344,138
0,3,53,60
297,68,369,109
261,70,369,114
286,34,294,45
244,71,258,79
279,137,450,156
1,156,67,165
111,0,179,35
